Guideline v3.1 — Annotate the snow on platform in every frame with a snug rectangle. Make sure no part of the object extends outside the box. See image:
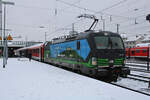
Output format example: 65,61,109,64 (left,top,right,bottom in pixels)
0,58,150,100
